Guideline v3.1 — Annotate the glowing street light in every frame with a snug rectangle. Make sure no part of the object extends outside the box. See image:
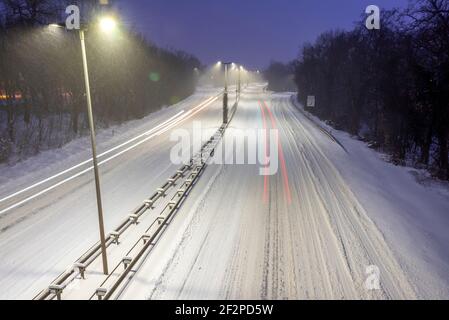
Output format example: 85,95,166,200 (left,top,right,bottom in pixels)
221,62,233,124
237,65,242,98
193,67,200,80
99,16,117,33
79,17,117,276
48,15,118,276
79,28,110,276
